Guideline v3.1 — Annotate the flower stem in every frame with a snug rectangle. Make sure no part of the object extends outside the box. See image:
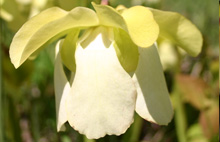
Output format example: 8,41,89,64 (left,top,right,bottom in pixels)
173,46,188,142
129,114,143,142
173,85,187,142
83,136,96,142
0,40,3,142
122,113,143,142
